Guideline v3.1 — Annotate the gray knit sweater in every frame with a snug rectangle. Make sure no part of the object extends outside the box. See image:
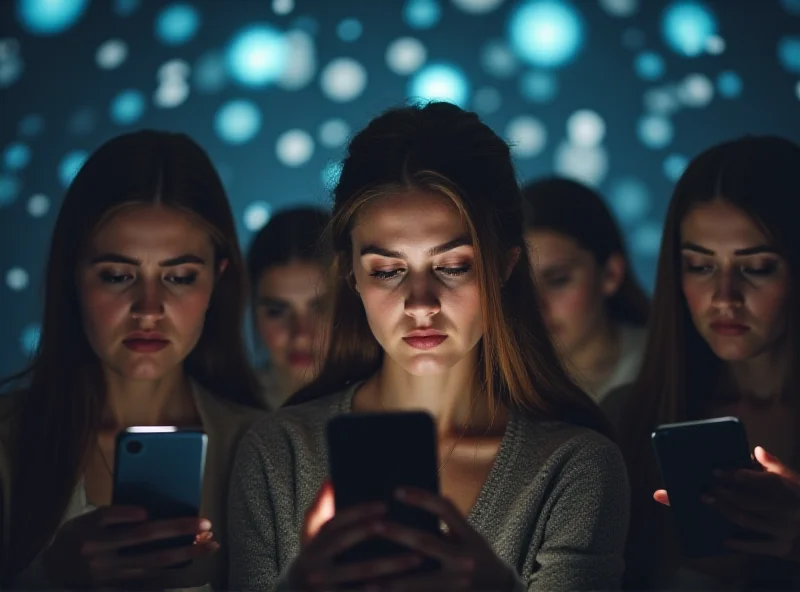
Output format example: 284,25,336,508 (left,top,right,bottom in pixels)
227,384,630,591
